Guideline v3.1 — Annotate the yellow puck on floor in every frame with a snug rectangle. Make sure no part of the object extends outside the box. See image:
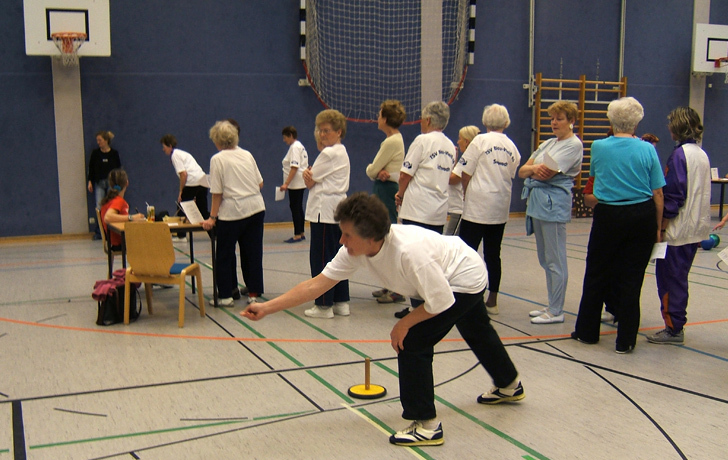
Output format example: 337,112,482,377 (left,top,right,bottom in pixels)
348,357,387,399
348,383,387,399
